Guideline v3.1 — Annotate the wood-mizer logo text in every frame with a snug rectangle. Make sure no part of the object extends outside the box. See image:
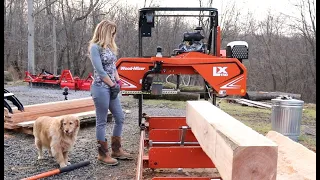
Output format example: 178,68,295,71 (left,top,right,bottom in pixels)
120,66,146,70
